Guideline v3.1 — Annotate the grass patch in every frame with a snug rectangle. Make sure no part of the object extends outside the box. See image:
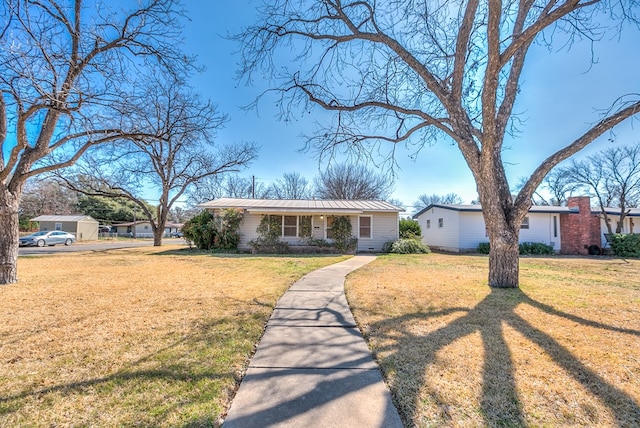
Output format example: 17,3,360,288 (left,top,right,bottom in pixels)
1,246,347,426
345,253,640,427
